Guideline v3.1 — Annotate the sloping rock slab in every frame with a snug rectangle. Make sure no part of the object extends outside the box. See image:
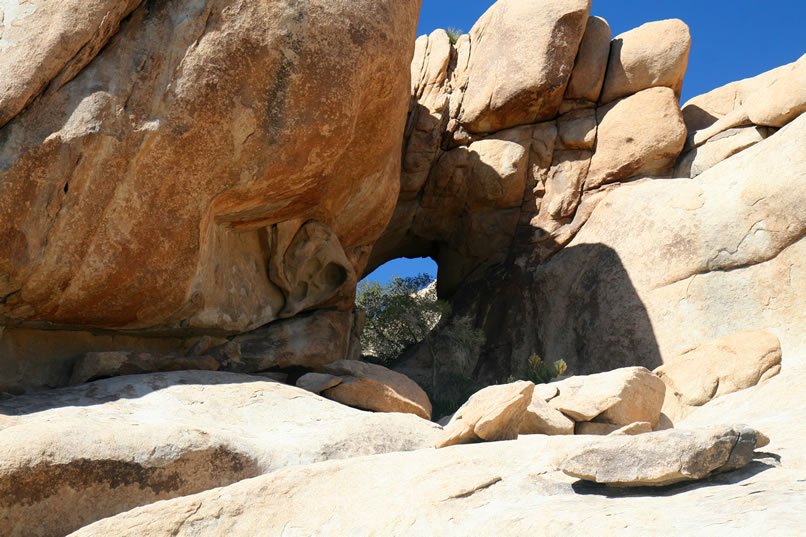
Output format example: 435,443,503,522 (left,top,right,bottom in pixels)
562,425,768,487
0,371,439,537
